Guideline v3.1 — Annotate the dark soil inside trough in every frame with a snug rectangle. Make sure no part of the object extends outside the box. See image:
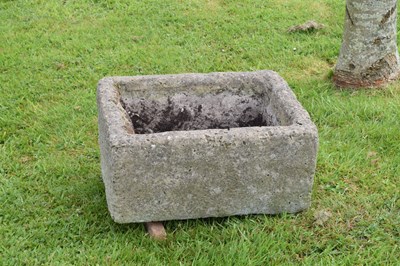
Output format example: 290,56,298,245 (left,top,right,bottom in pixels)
121,93,269,134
